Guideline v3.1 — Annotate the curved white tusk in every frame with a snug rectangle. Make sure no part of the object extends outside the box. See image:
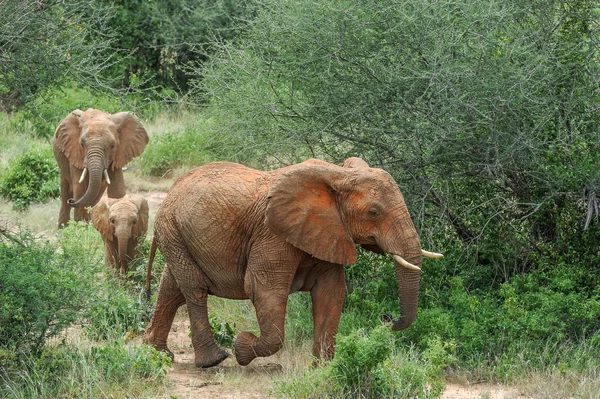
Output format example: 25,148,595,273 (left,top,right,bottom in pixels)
422,249,443,259
392,254,421,271
103,169,111,185
78,168,87,183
